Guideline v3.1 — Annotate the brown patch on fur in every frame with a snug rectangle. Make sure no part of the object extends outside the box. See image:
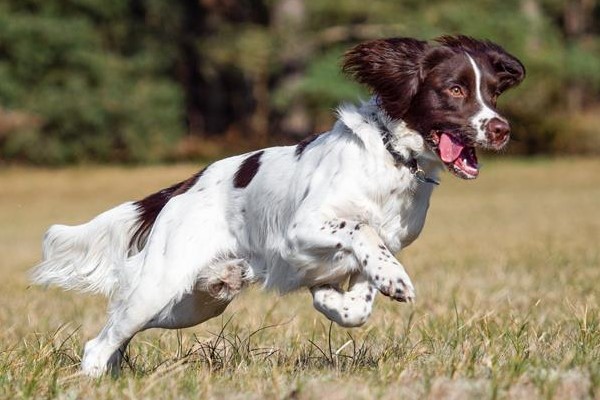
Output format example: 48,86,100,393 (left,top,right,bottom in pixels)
130,167,207,250
295,133,322,159
342,37,429,120
233,151,263,188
